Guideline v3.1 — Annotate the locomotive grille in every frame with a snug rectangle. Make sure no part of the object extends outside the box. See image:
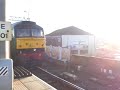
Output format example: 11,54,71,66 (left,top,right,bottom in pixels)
0,66,8,76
